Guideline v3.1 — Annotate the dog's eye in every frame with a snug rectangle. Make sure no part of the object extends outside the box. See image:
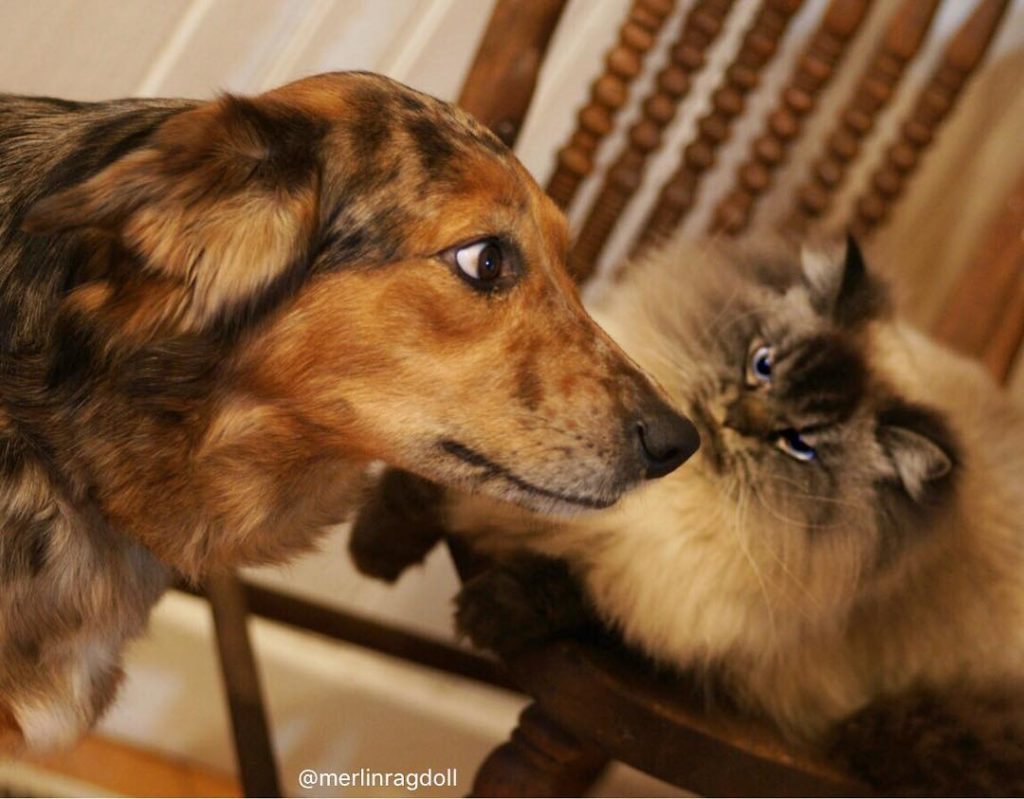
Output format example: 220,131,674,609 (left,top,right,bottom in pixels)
455,240,504,284
441,237,518,292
